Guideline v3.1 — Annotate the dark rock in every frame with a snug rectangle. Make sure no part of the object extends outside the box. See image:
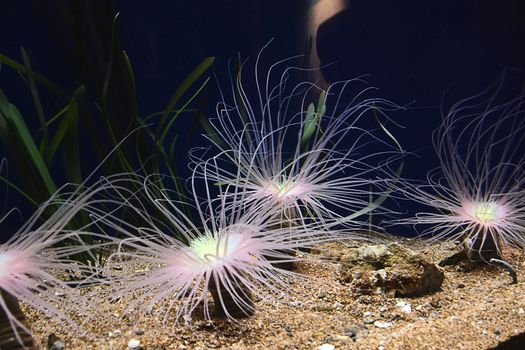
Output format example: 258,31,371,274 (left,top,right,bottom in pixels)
339,243,444,297
47,333,65,350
